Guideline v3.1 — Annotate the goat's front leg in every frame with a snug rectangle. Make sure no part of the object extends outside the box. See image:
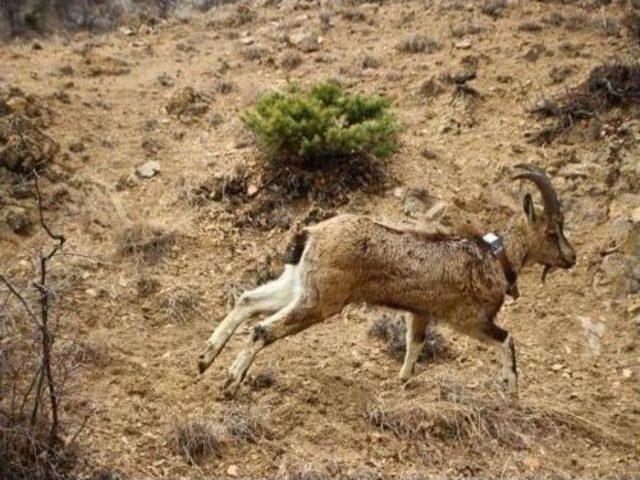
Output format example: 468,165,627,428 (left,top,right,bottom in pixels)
223,300,320,398
399,314,429,381
481,322,518,394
